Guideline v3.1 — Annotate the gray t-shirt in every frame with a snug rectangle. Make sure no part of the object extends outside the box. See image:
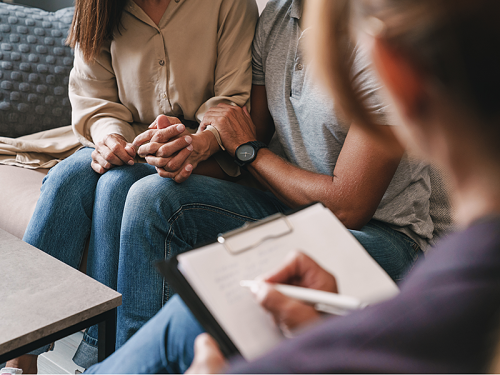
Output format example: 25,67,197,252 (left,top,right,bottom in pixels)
252,0,434,249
